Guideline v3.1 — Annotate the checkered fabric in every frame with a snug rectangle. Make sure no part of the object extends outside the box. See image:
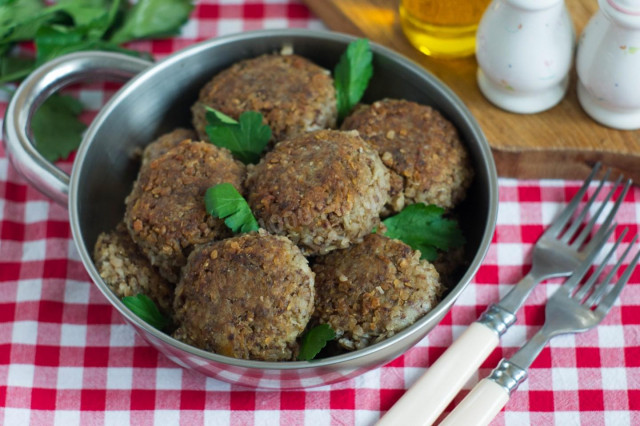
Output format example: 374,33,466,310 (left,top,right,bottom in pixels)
1,1,639,425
